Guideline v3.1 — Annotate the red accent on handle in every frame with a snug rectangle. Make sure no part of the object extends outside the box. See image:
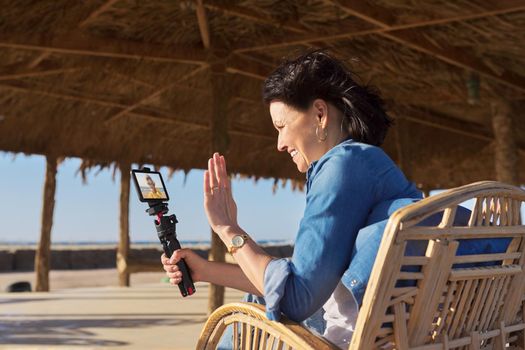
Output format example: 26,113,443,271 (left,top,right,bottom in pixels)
187,287,194,295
